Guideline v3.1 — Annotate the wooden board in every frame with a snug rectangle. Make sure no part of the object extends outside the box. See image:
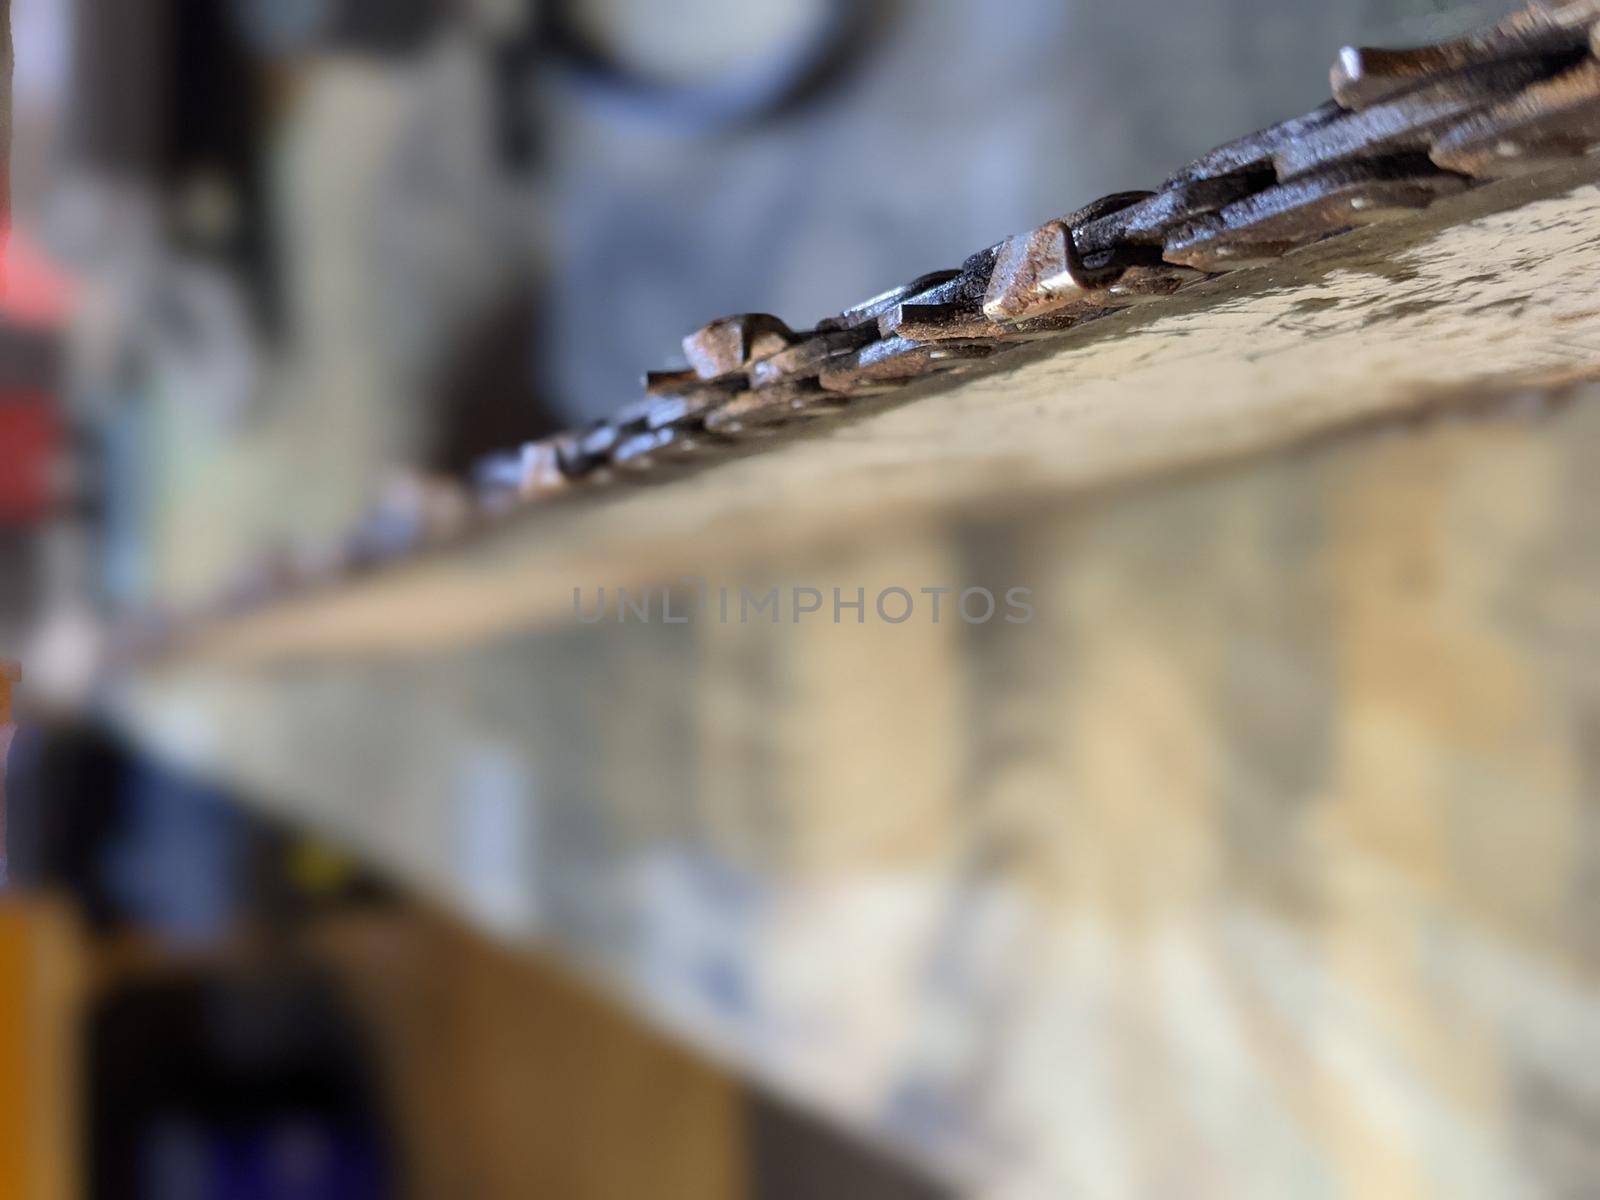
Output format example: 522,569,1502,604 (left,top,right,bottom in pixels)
118,157,1600,1196
121,372,1600,1196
